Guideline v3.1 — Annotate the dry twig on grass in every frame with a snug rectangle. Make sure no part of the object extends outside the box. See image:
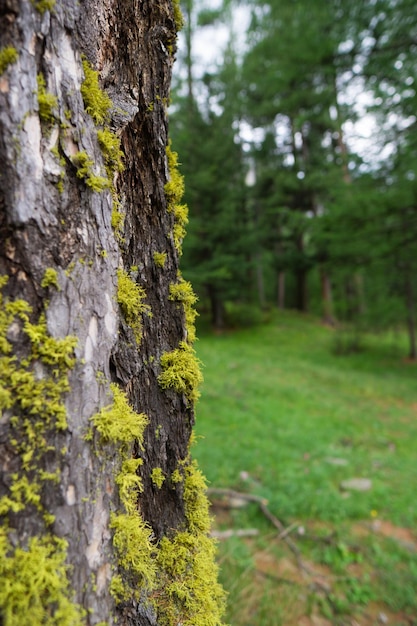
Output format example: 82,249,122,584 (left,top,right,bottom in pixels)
207,487,315,577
